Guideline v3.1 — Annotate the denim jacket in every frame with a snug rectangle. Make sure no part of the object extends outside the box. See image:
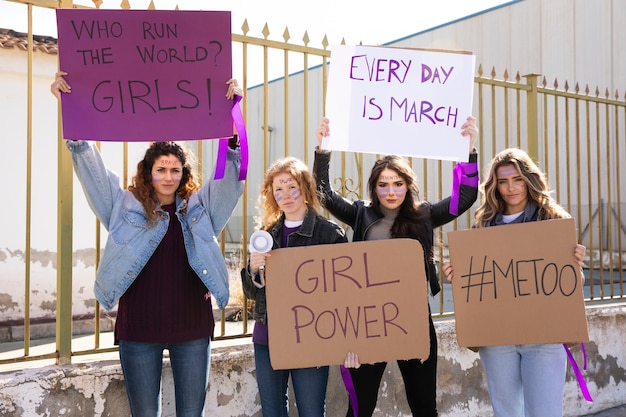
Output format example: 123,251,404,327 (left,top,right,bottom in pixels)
240,207,347,323
66,140,244,311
